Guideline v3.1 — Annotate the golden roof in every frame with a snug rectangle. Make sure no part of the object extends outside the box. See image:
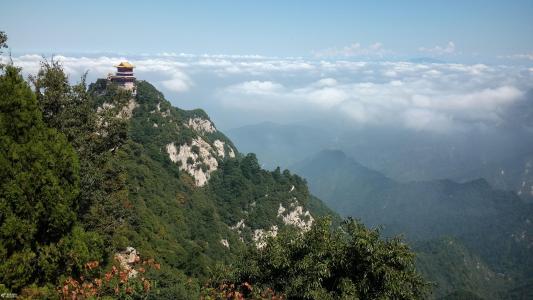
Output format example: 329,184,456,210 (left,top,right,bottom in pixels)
115,61,134,68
